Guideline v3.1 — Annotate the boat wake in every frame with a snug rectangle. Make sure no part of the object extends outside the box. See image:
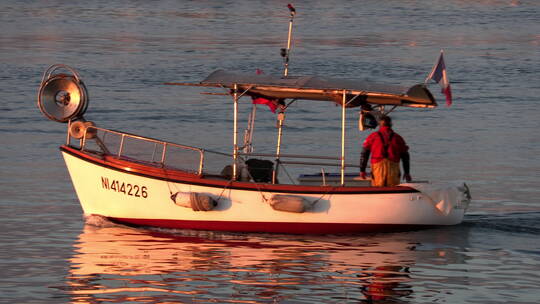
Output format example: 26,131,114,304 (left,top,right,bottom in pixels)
83,214,122,228
463,212,540,235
